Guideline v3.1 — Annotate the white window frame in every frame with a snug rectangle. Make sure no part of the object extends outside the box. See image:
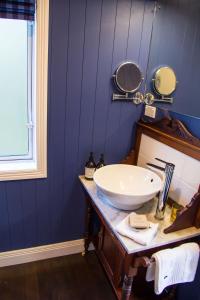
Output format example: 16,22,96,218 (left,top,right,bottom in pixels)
0,0,48,181
0,20,34,162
